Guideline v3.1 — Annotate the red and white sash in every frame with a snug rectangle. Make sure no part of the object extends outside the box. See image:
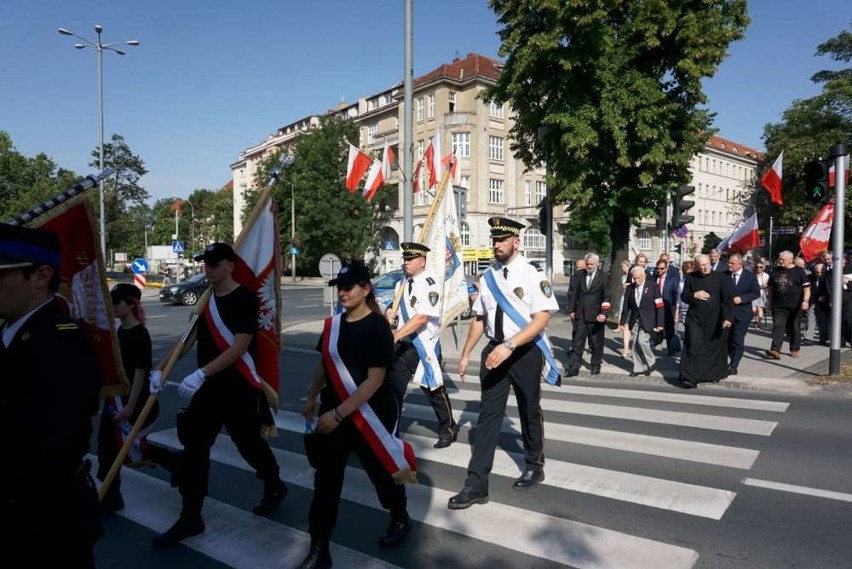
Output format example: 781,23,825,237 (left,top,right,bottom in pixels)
321,315,417,484
204,293,264,391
